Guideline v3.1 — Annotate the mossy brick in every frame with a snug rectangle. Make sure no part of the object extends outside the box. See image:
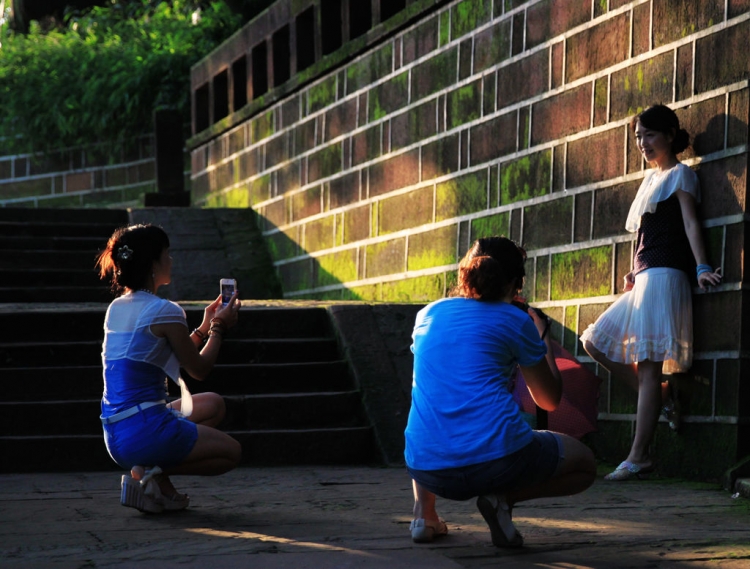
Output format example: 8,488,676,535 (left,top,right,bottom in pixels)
402,16,438,66
14,157,28,177
566,13,629,83
482,72,497,116
303,215,335,253
266,228,299,261
214,162,232,190
509,208,521,243
592,77,608,128
278,161,301,195
278,258,314,292
695,20,750,95
552,145,565,192
447,79,482,130
391,99,437,151
653,0,723,48
518,106,530,151
578,301,611,342
631,1,651,57
295,117,318,154
591,180,639,239
574,191,592,242
263,197,287,229
379,186,434,234
451,0,492,40
227,126,246,156
722,223,743,284
716,359,741,416
525,0,591,50
459,38,472,81
614,241,632,293
651,422,738,479
499,150,552,204
344,204,370,243
352,125,382,166
511,12,523,56
325,98,358,141
346,44,393,94
330,171,361,209
411,47,458,102
678,96,726,159
675,361,714,417
239,149,259,182
191,172,210,201
675,44,693,102
563,305,578,354
291,186,322,221
695,154,746,218
704,224,723,274
281,95,300,128
474,20,511,74
251,110,275,142
439,8,450,46
408,225,458,271
421,135,459,181
249,174,272,205
497,50,548,107
105,167,127,188
436,170,488,221
471,212,510,242
470,112,517,165
65,172,93,193
265,132,290,164
365,238,406,278
609,372,638,414
368,149,420,197
369,71,409,121
209,186,250,208
308,143,342,183
728,88,749,148
550,246,612,300
693,291,741,352
523,197,573,250
531,84,592,146
489,165,499,206
534,254,550,302
315,249,358,287
566,128,624,188
307,75,338,114
28,151,69,176
381,273,445,302
0,177,52,199
610,54,675,122
345,283,379,301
